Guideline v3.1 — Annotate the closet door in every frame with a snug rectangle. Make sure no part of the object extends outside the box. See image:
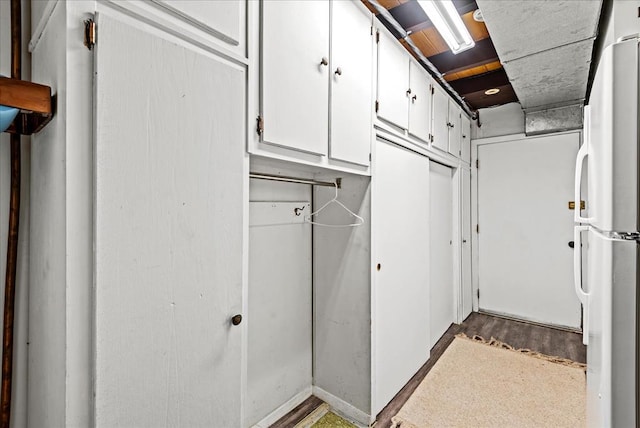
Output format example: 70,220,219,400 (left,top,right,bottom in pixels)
261,0,330,155
330,0,373,166
461,168,472,319
373,140,430,414
429,161,454,347
94,15,244,427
